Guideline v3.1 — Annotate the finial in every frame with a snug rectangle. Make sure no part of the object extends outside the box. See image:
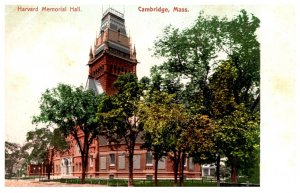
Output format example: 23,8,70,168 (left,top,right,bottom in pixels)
89,46,93,60
131,44,136,60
